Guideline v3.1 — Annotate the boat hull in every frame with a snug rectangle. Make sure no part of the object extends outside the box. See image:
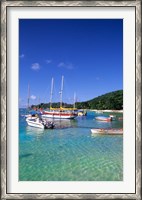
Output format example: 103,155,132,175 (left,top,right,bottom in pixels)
26,119,44,129
26,118,55,129
42,111,77,119
95,116,112,122
91,128,123,135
